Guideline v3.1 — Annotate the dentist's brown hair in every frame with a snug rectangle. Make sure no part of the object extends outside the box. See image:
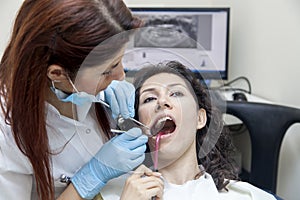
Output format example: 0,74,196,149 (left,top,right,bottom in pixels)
0,0,142,199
